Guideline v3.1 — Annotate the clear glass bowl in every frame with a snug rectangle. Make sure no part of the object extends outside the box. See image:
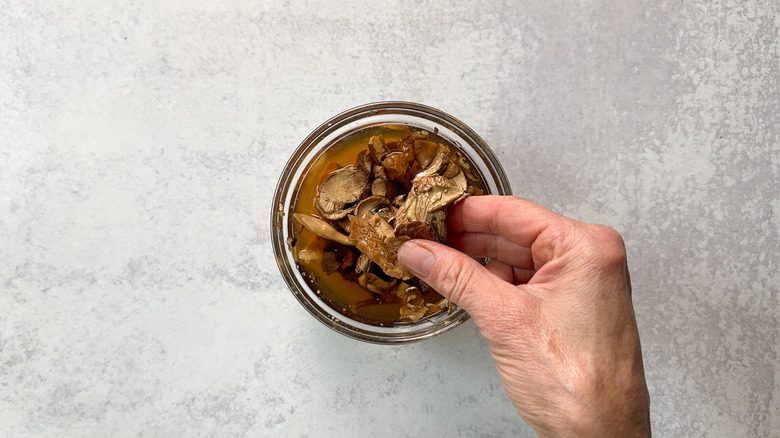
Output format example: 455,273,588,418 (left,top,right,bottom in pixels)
271,102,512,344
